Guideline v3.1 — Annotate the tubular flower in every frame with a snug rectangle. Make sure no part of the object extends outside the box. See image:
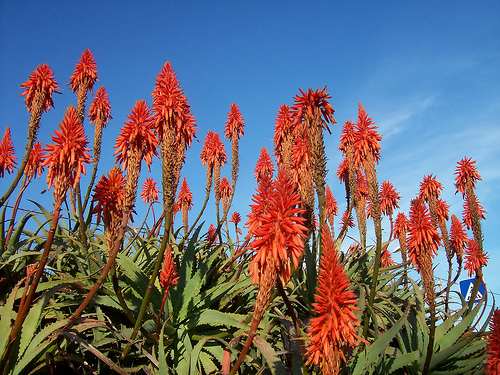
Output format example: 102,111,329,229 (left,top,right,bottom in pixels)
206,223,217,243
292,87,335,133
159,246,179,294
43,106,92,200
141,178,160,205
25,141,44,180
407,198,441,272
230,211,241,226
353,102,382,166
200,131,227,169
394,212,409,264
450,214,467,264
89,86,112,127
247,170,308,285
273,104,295,168
220,177,232,214
379,180,400,217
436,198,450,222
245,171,274,239
224,103,245,141
381,247,395,268
0,127,17,177
419,174,443,202
325,185,338,217
485,309,500,374
464,239,488,278
306,226,363,374
254,147,275,183
114,100,159,172
20,63,61,112
462,194,486,230
92,167,125,228
176,177,193,211
339,120,356,155
454,157,482,195
68,49,98,94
